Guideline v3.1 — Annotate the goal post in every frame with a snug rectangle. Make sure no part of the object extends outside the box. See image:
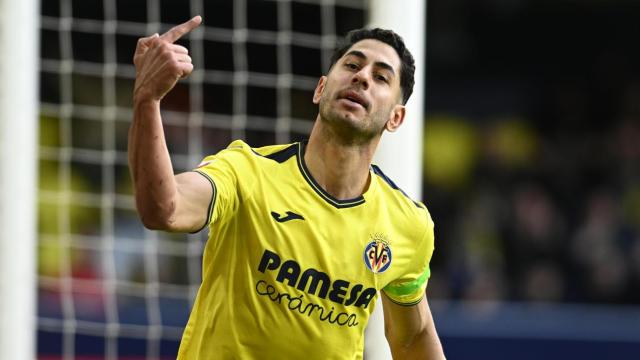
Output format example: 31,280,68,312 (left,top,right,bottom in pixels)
370,0,426,198
0,0,40,359
367,0,426,359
